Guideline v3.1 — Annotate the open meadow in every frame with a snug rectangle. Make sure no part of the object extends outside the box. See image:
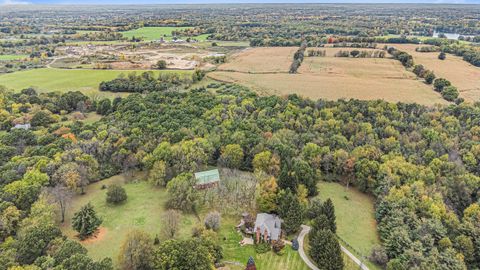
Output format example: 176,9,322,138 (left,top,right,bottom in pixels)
60,173,198,265
210,47,447,105
389,43,480,102
315,181,381,270
0,68,192,96
121,26,193,41
0,54,29,61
